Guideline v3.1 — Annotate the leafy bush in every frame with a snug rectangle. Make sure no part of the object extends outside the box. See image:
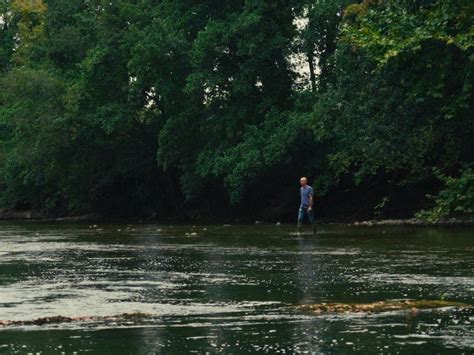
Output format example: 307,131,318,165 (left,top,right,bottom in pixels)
416,167,474,223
